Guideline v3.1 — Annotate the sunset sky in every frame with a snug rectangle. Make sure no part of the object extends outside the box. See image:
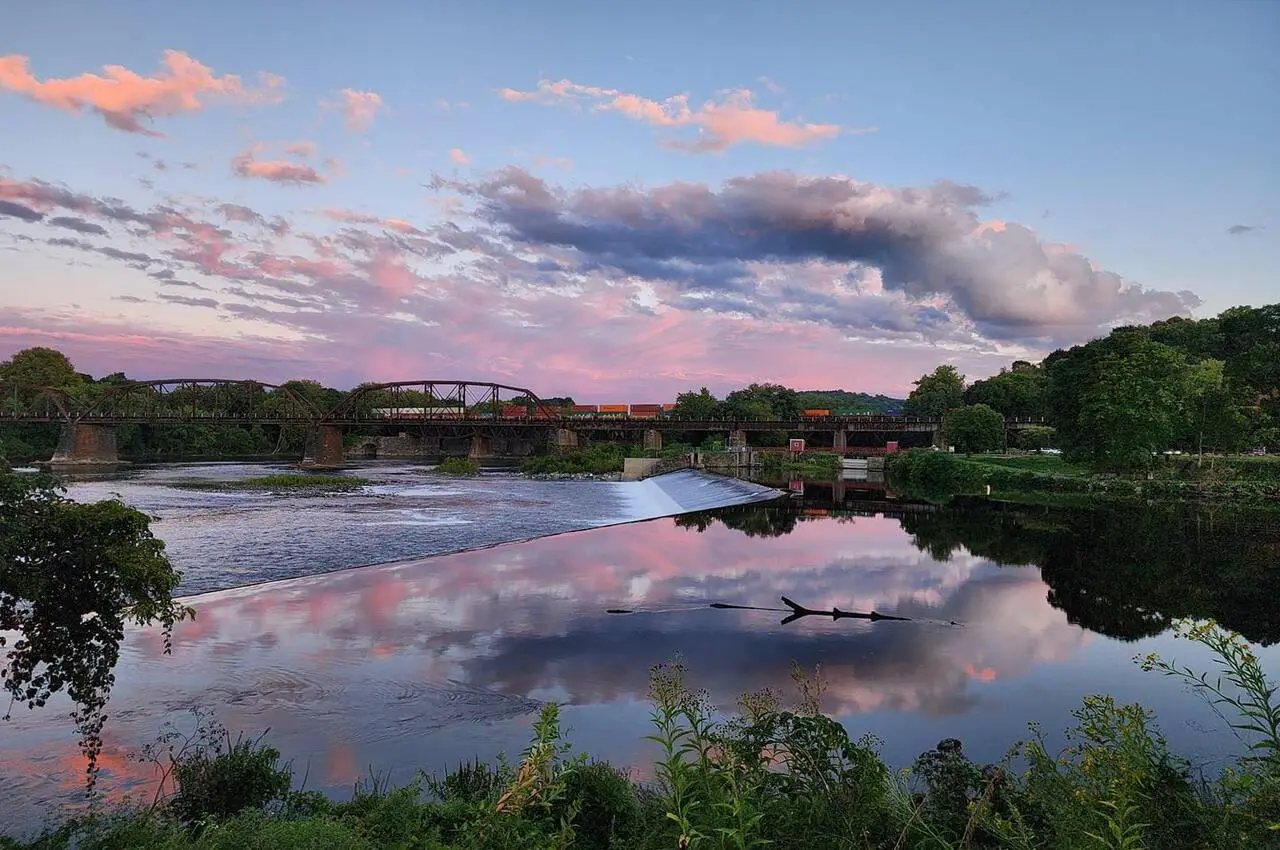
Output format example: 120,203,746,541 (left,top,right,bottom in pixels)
1,1,1275,400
